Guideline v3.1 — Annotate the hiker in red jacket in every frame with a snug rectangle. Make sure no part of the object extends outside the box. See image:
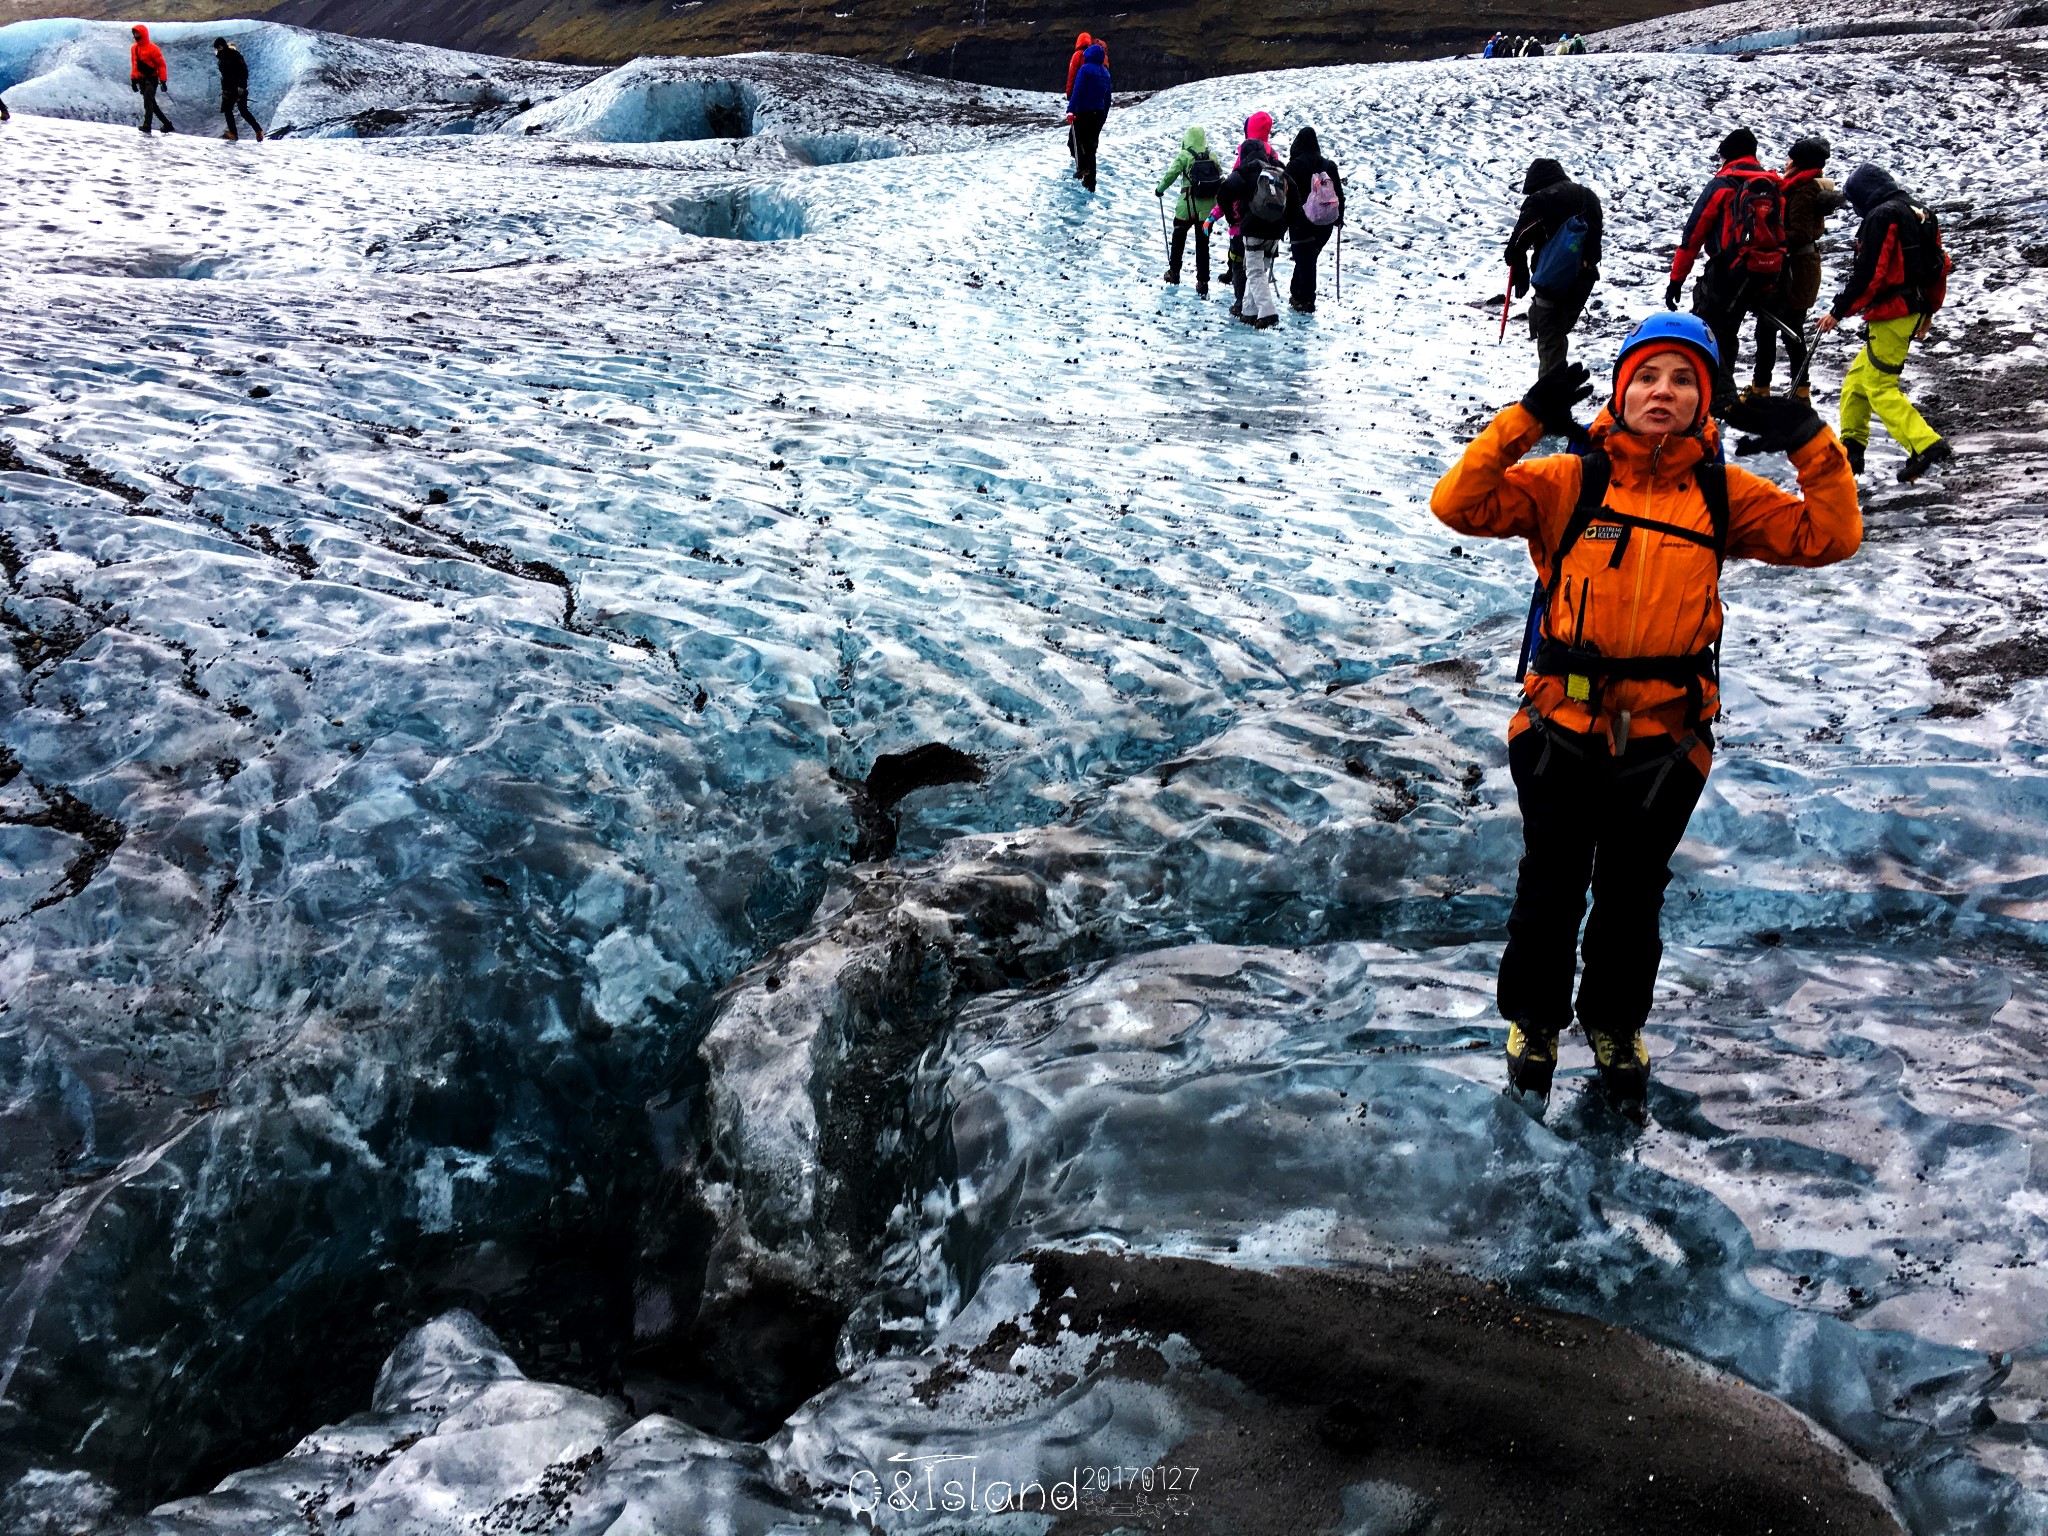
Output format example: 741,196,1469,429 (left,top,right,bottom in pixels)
1665,128,1785,409
130,24,175,135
